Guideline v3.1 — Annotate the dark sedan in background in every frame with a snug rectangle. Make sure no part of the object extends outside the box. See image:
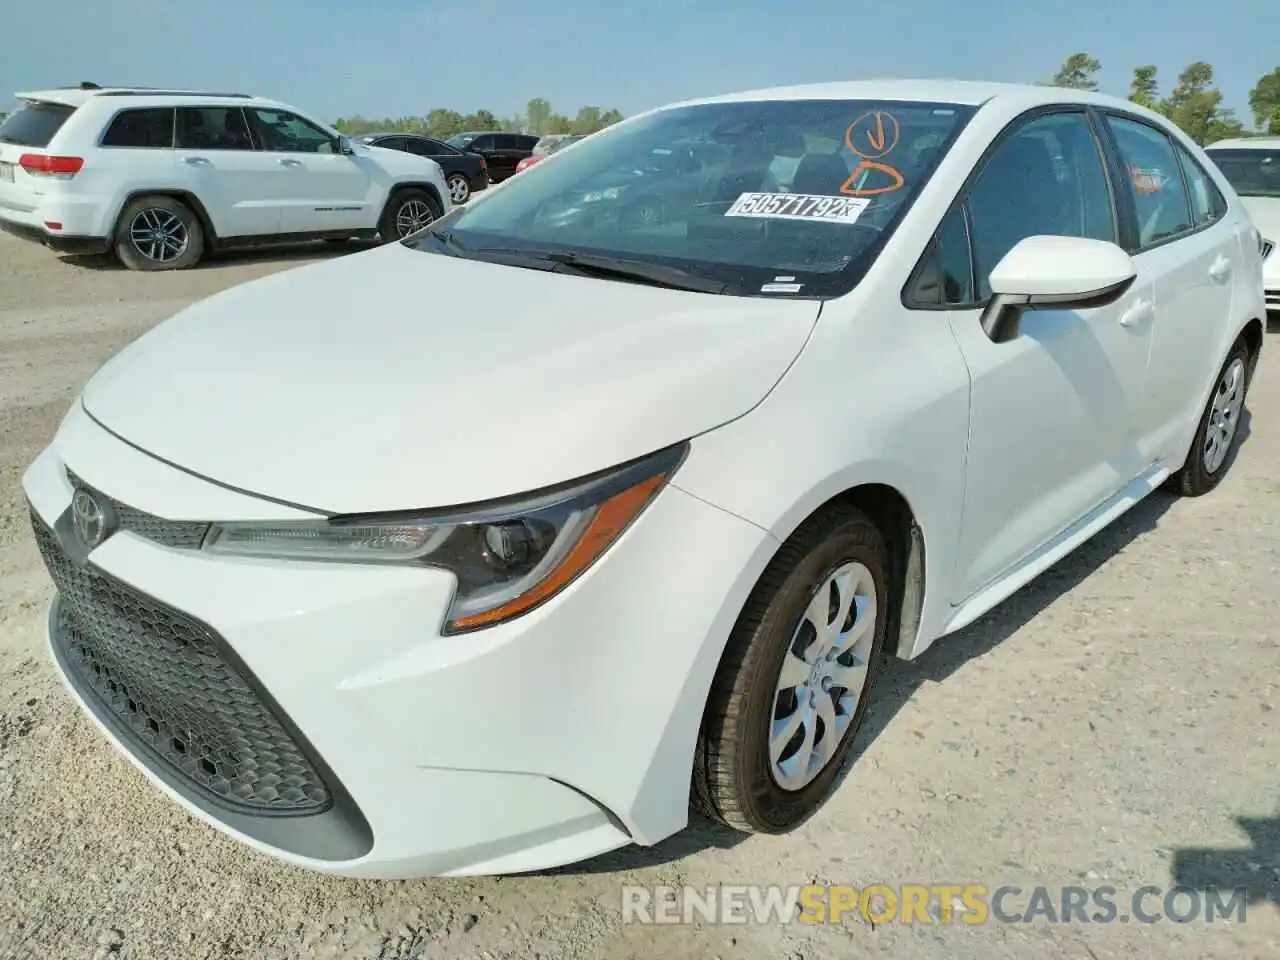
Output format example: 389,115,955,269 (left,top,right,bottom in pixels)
445,132,540,182
357,133,489,203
